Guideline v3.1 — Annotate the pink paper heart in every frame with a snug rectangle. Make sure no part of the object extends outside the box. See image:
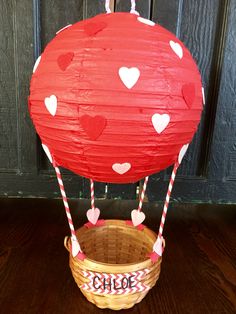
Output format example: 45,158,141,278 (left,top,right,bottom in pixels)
131,209,146,227
182,83,196,108
112,163,131,175
71,238,81,257
86,208,100,225
153,236,164,257
57,52,74,71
